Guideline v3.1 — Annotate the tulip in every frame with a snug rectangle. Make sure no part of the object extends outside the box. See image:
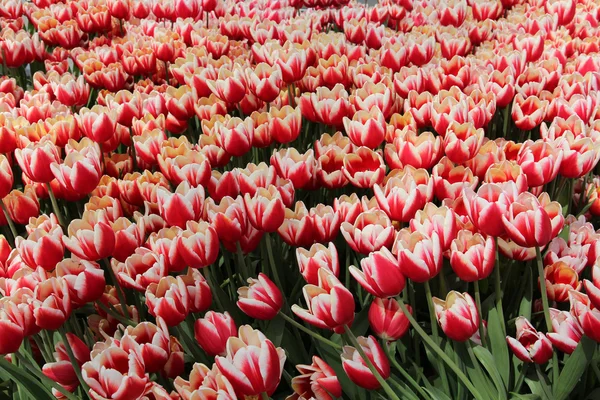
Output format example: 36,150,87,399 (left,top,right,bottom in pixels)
444,121,485,164
342,147,386,189
292,268,355,333
206,196,247,243
157,149,211,188
82,345,148,400
146,276,189,327
546,308,582,354
278,202,314,248
63,210,115,261
350,247,405,298
369,298,411,342
0,302,24,355
341,335,390,390
177,221,219,269
542,262,581,303
246,63,284,103
317,148,349,190
243,185,286,233
462,183,512,237
42,333,90,395
15,138,61,184
120,319,170,373
269,105,302,144
112,248,167,292
288,356,342,400
386,129,442,170
433,291,479,342
178,267,212,314
569,291,600,343
394,229,442,283
450,230,495,282
55,258,105,307
271,148,316,190
194,311,237,357
374,173,428,223
237,273,283,320
502,192,564,248
16,225,64,271
51,148,102,196
517,140,563,187
0,155,13,199
410,203,458,251
340,210,395,255
512,95,548,131
32,277,72,330
215,325,286,397
343,107,386,149
206,67,247,104
432,157,478,201
147,227,186,273
77,105,118,143
156,182,204,229
218,116,254,157
296,242,340,285
506,317,553,364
